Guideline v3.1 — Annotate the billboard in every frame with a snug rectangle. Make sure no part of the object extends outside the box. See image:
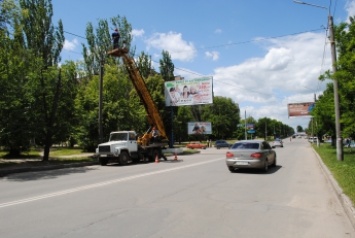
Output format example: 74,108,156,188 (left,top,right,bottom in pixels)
164,77,213,106
188,122,212,135
288,102,315,117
